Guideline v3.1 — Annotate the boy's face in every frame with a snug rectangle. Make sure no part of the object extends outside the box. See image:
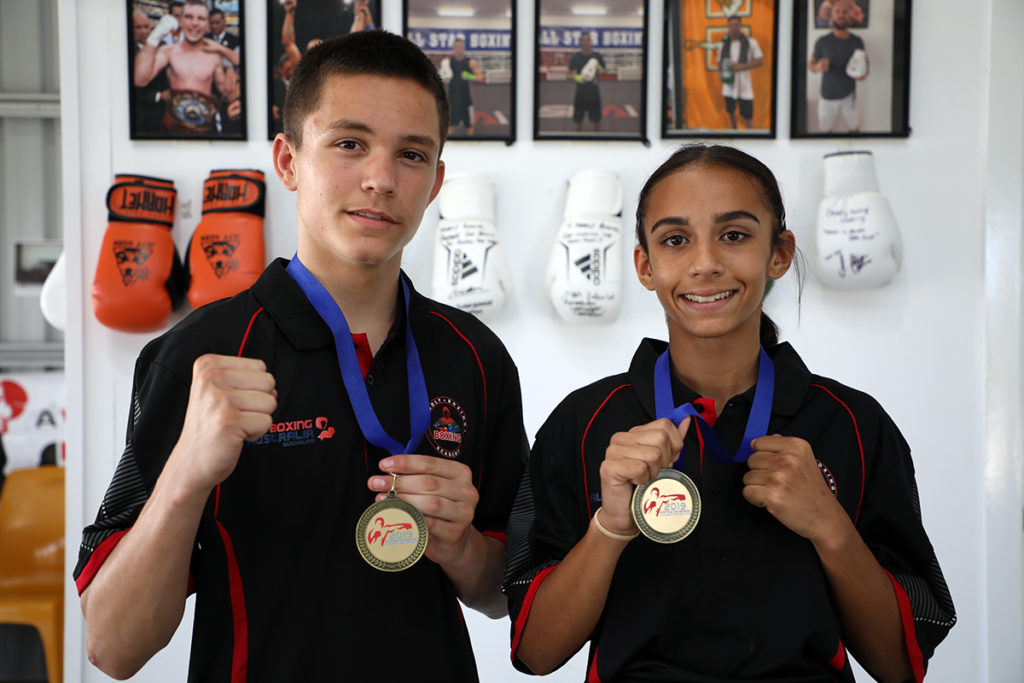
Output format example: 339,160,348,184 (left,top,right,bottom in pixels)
275,73,445,274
